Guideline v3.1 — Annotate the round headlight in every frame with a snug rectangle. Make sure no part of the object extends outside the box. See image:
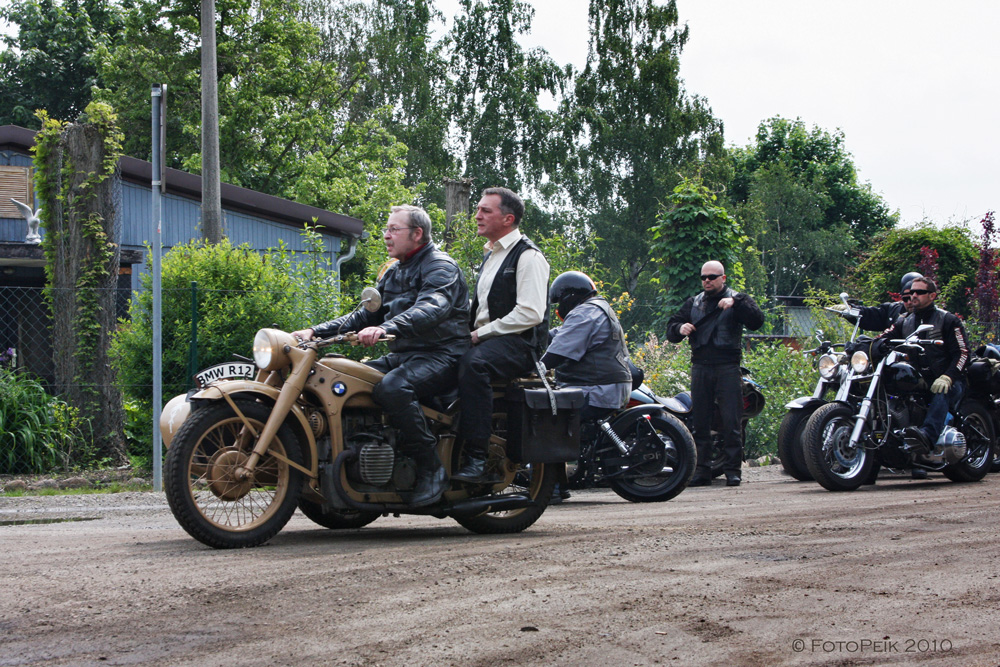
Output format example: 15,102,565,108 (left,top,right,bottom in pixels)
818,354,840,379
850,350,870,374
252,328,294,371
